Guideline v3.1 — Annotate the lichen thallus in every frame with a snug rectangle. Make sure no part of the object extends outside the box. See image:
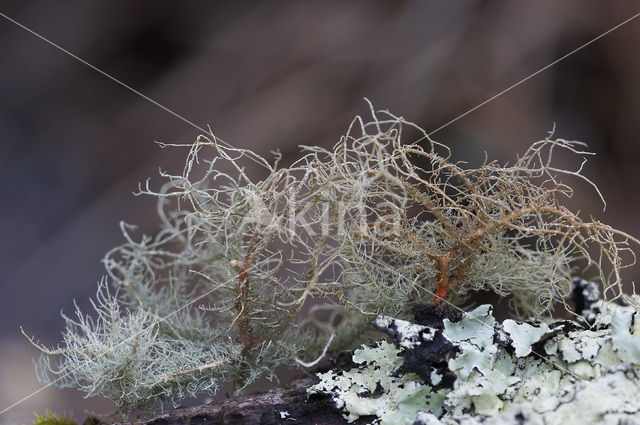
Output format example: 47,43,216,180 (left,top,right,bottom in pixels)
24,107,640,416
